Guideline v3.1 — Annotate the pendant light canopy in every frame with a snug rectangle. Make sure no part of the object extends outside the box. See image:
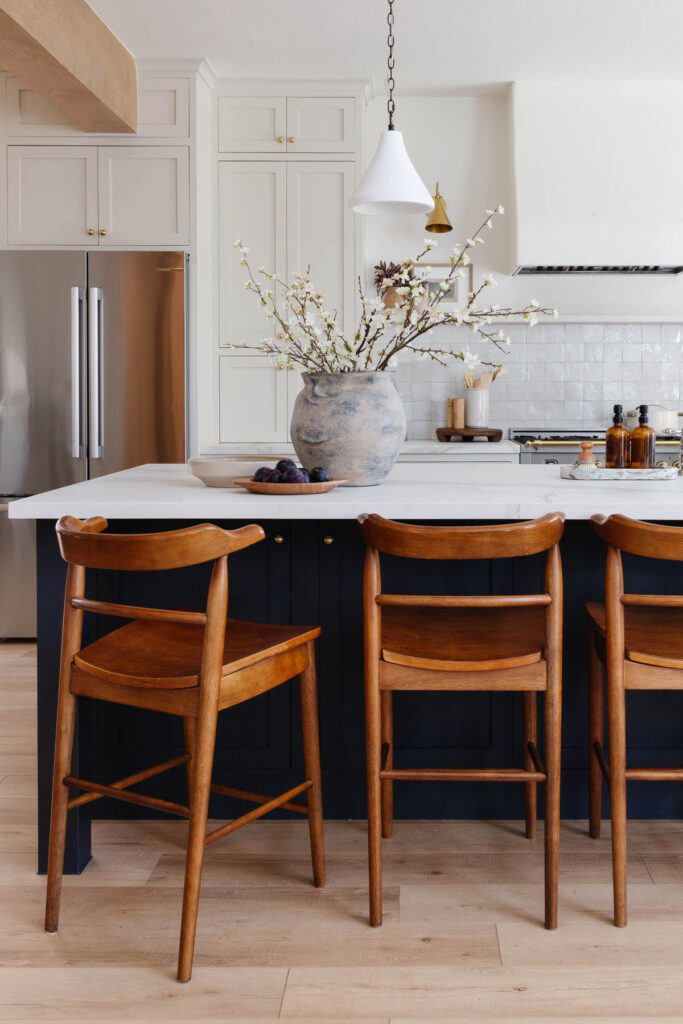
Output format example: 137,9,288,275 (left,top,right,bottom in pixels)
349,0,434,217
